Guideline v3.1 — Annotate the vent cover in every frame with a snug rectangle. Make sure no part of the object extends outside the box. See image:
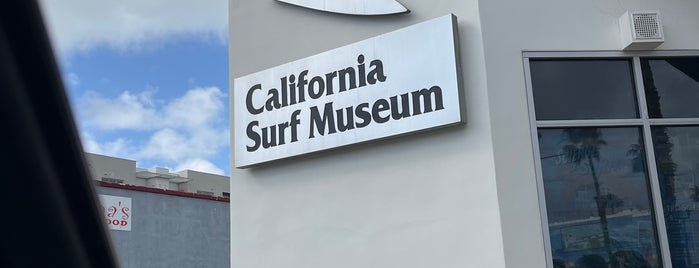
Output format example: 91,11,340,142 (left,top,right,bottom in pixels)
632,13,662,39
619,11,664,50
